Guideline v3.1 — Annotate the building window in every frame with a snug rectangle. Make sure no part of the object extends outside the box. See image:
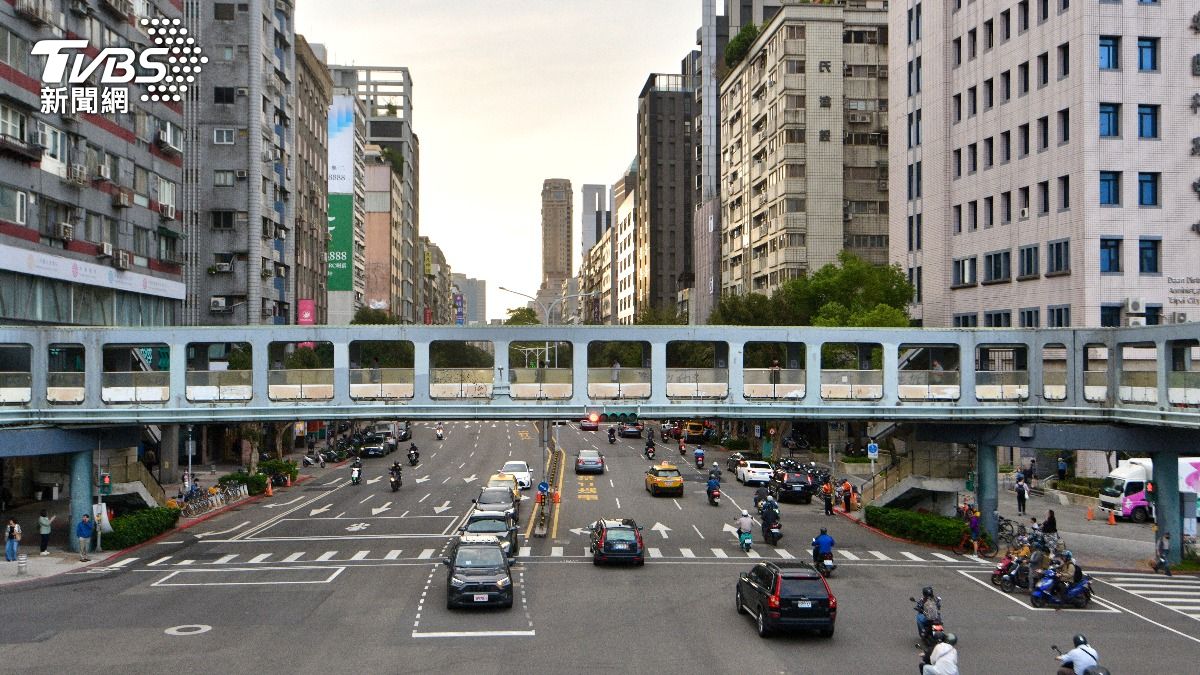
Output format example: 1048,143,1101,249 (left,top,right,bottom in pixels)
1001,71,1011,102
984,137,994,168
1137,105,1158,139
1019,186,1030,215
984,196,994,226
1099,171,1121,206
1038,0,1049,21
1137,37,1158,71
1139,239,1160,274
1037,116,1049,150
984,251,1011,282
1001,9,1011,40
953,149,962,178
983,79,993,109
213,128,235,144
914,213,922,250
1058,175,1070,210
1100,305,1122,327
968,144,977,173
1037,181,1050,215
1018,244,1039,278
1002,192,1013,223
968,200,978,230
1099,103,1119,137
953,204,962,233
214,87,236,104
1099,238,1122,273
1099,36,1119,70
984,20,994,49
1037,52,1049,87
1057,43,1069,78
0,185,27,225
953,313,979,327
953,94,962,122
1137,172,1159,207
1047,305,1071,327
1019,123,1030,156
985,310,1013,327
914,161,921,198
952,257,977,286
210,211,236,229
968,29,977,59
1000,131,1011,162
1047,239,1070,274
1018,0,1030,31
213,170,236,187
1018,62,1029,94
213,2,236,20
1058,108,1069,144
1019,308,1040,327
953,38,962,67
1145,305,1162,325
